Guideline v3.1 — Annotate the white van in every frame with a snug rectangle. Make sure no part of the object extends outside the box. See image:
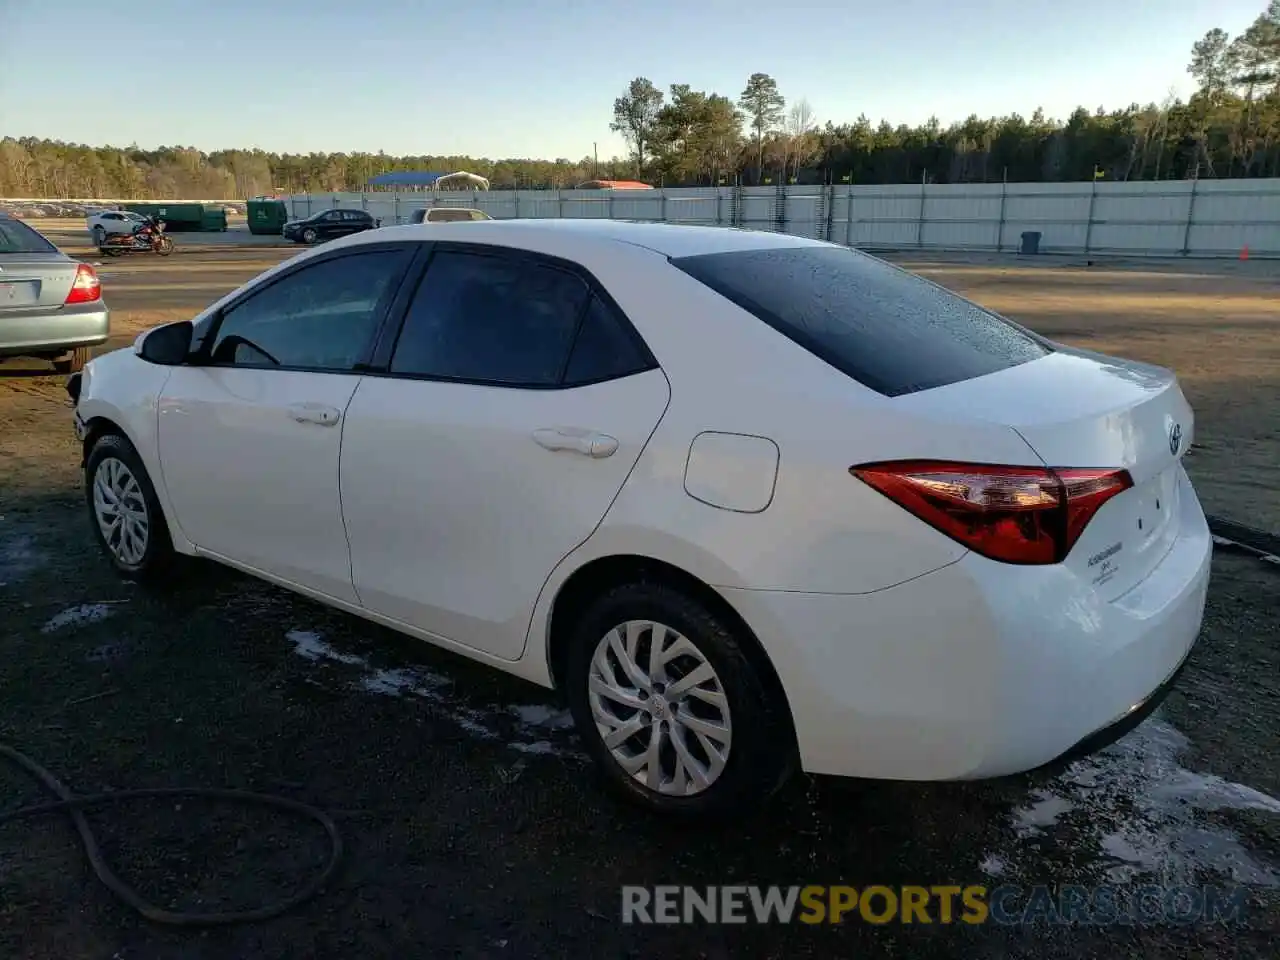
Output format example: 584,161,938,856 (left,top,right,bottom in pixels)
409,208,491,225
